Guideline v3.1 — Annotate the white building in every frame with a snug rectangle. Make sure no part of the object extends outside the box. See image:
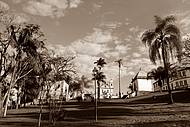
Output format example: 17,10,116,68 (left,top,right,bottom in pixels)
129,76,154,97
39,80,69,101
100,80,114,99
